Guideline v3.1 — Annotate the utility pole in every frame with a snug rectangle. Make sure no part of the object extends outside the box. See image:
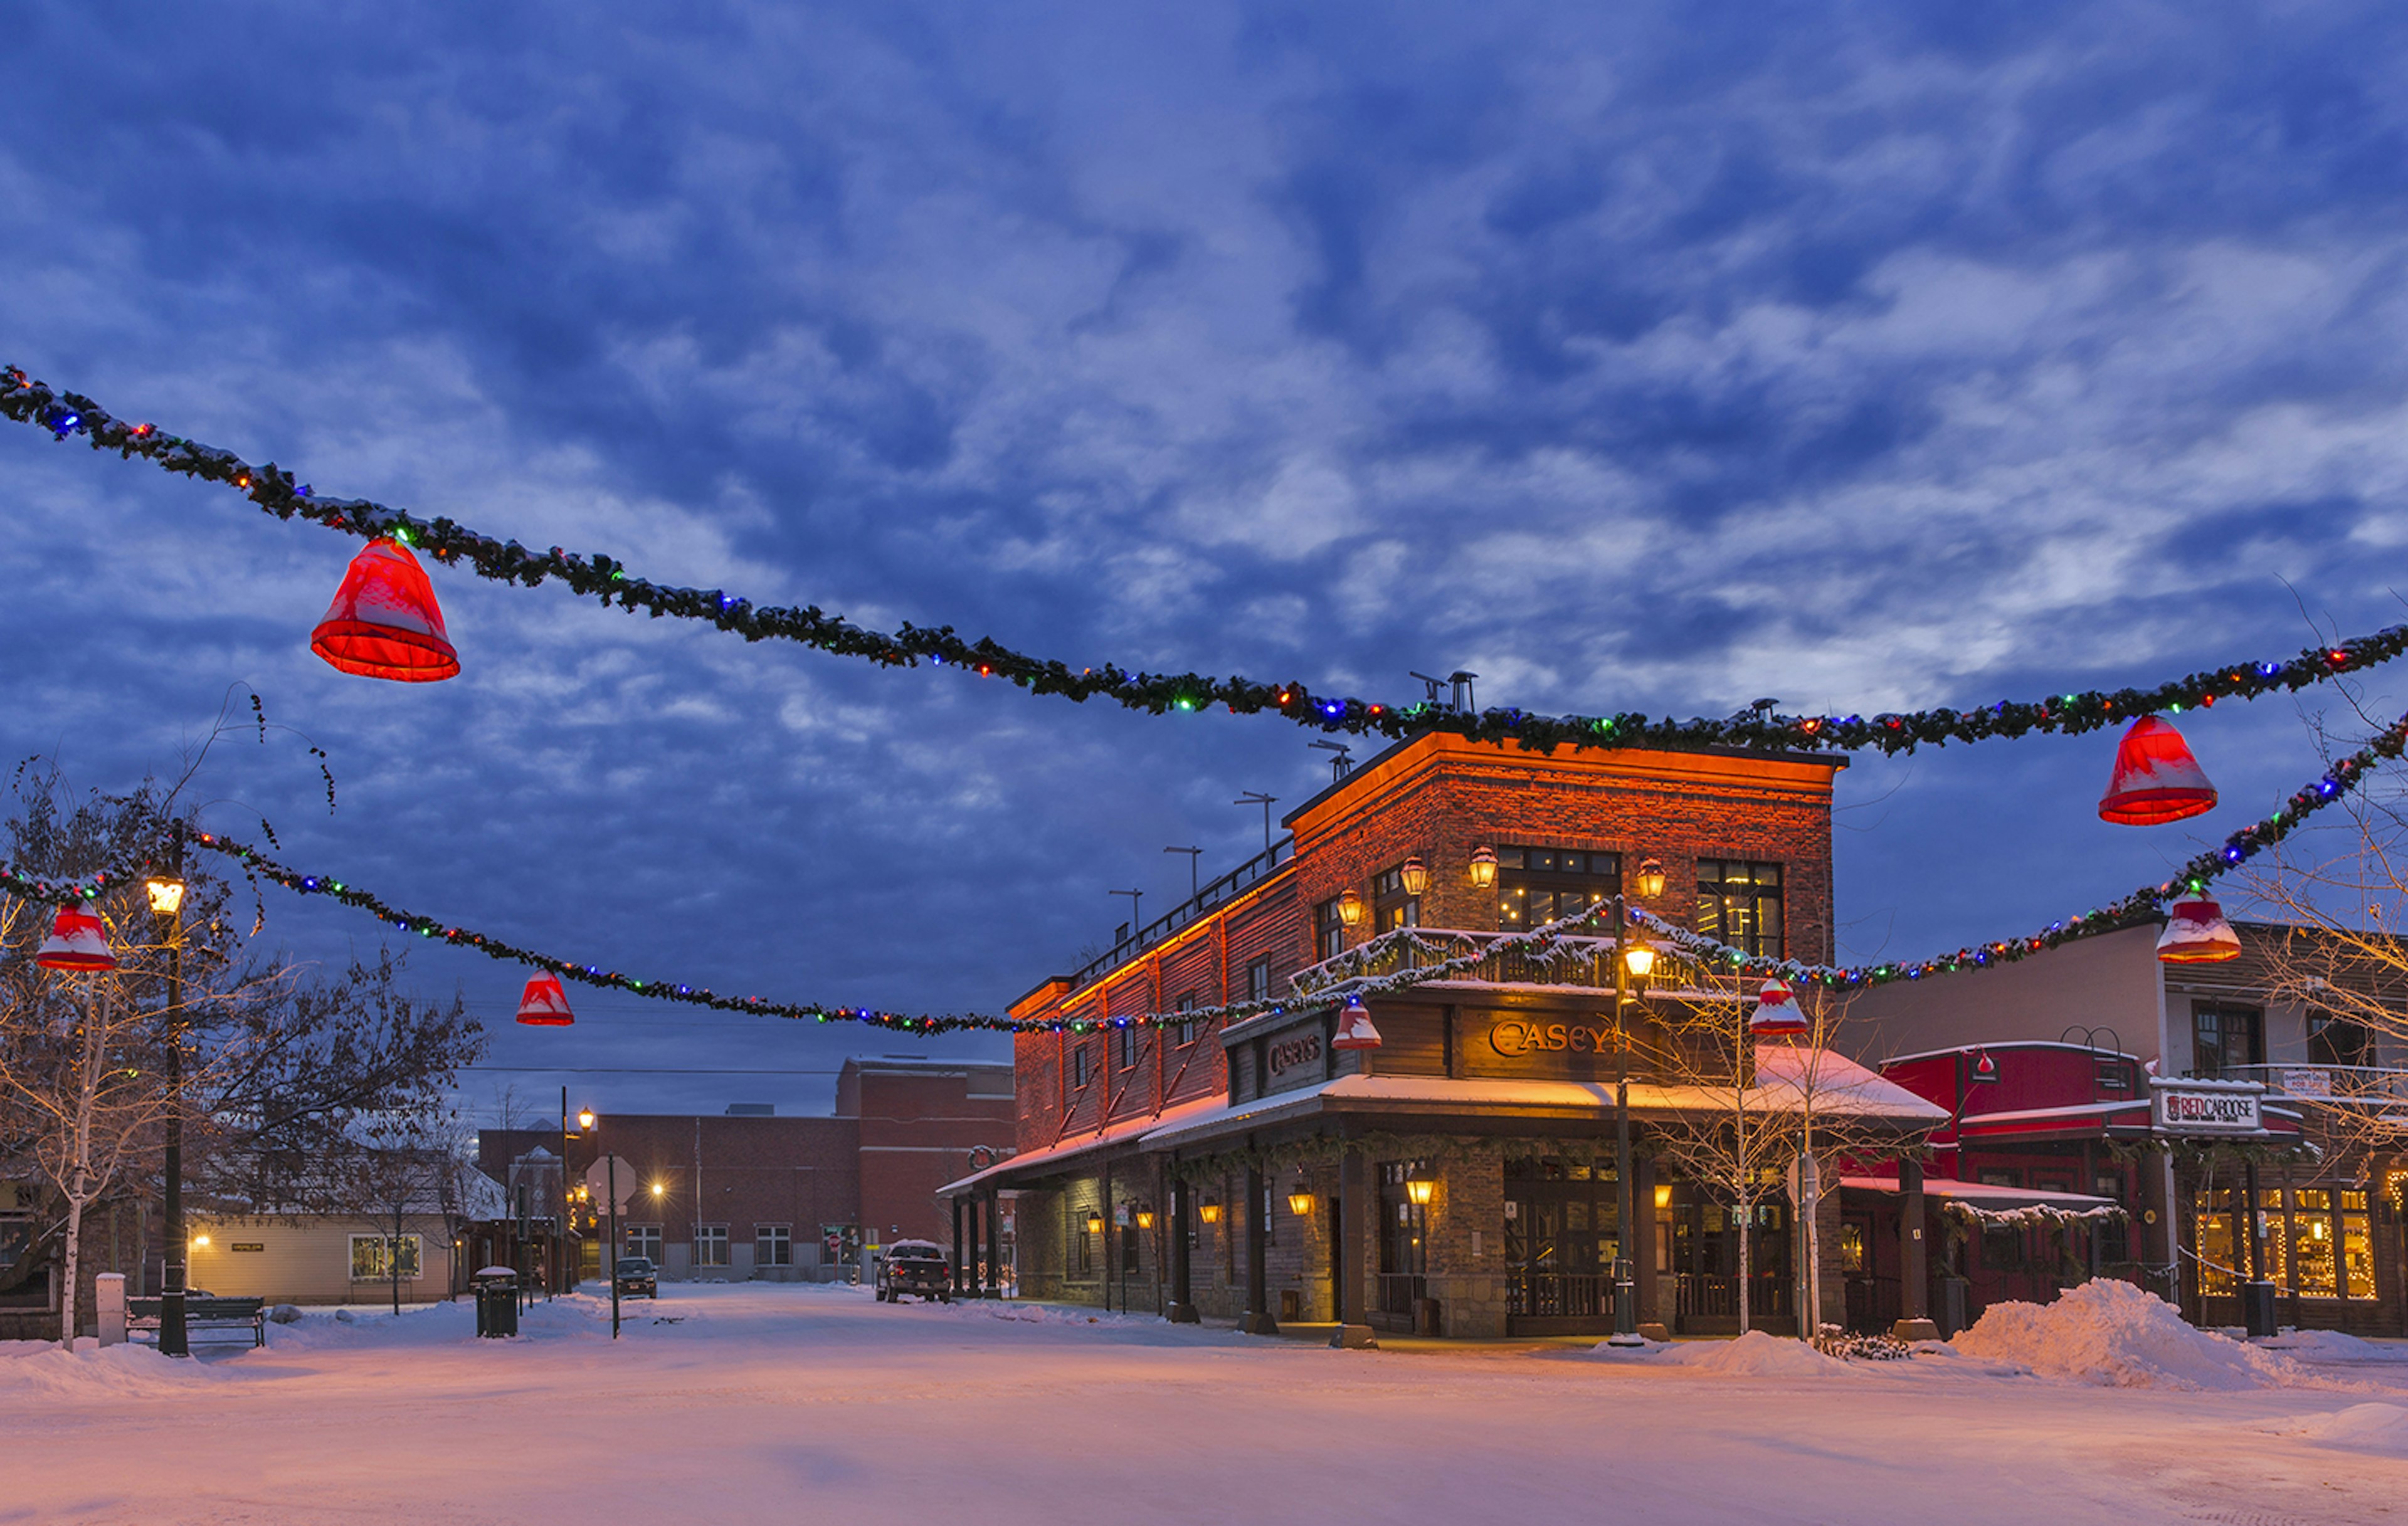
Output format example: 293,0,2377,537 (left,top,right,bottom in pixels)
1233,793,1277,854
1164,846,1202,901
